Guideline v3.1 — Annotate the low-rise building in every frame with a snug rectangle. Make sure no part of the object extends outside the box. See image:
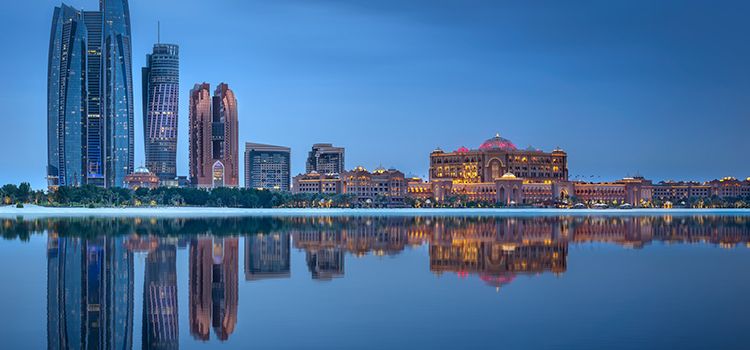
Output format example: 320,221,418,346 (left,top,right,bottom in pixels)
342,167,407,207
292,172,344,194
573,177,653,206
124,167,160,190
